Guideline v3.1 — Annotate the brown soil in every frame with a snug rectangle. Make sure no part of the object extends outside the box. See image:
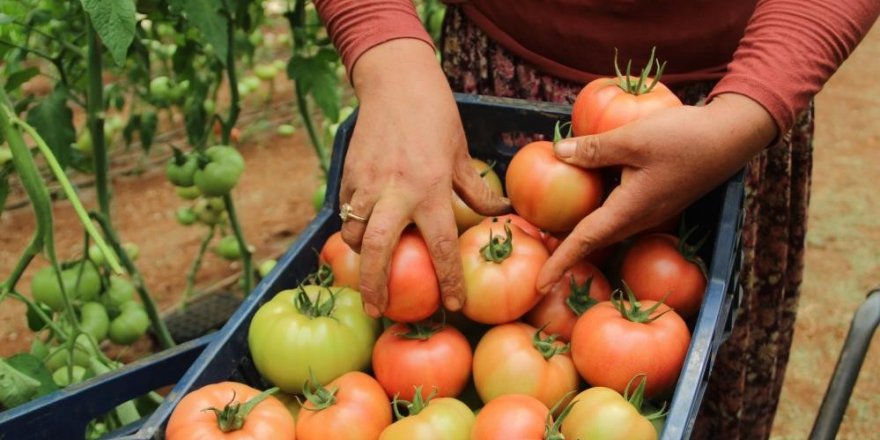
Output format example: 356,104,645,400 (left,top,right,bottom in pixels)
1,20,878,440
